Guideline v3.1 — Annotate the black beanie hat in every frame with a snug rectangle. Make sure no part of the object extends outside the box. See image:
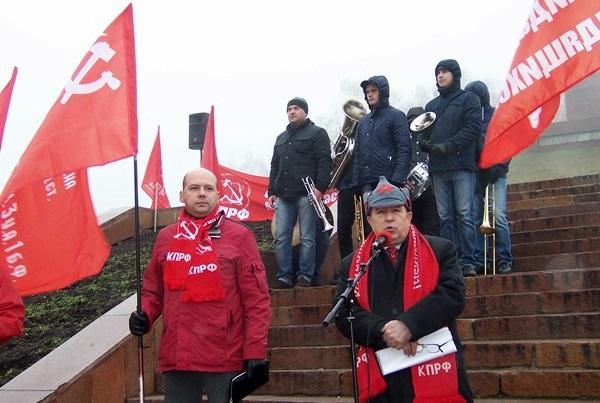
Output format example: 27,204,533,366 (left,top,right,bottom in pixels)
287,97,308,114
435,59,462,80
406,106,425,124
